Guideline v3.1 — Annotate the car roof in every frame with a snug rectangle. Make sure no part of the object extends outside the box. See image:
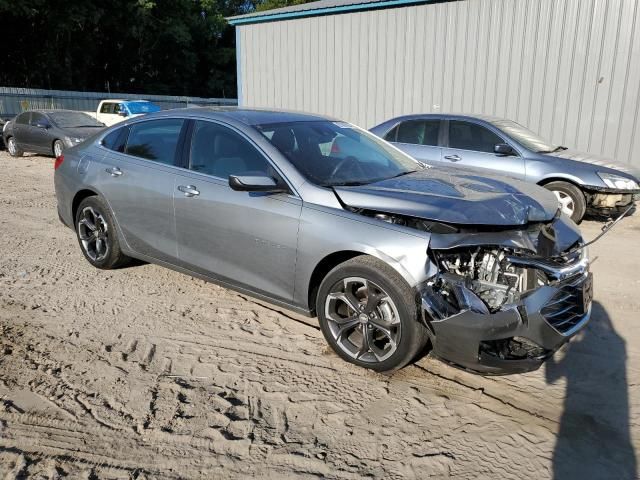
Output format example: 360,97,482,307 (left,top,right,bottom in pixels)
147,107,335,126
382,113,505,123
18,109,89,115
